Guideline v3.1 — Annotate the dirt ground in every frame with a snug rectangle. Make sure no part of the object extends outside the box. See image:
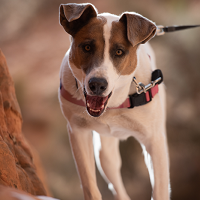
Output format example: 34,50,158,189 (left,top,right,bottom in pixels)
0,0,200,199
